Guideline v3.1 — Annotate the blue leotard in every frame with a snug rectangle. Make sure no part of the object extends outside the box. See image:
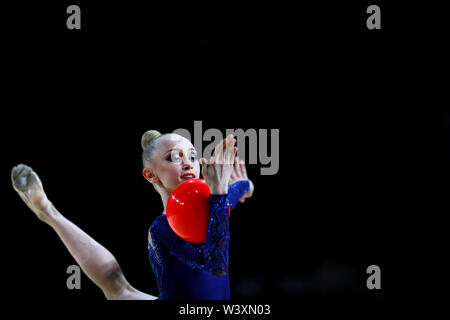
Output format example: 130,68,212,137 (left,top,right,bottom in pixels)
148,180,250,300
